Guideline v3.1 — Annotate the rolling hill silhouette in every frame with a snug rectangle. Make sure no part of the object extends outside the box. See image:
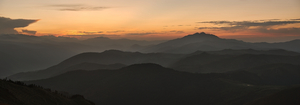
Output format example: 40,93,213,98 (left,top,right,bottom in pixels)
9,49,300,81
8,50,184,81
8,62,126,81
